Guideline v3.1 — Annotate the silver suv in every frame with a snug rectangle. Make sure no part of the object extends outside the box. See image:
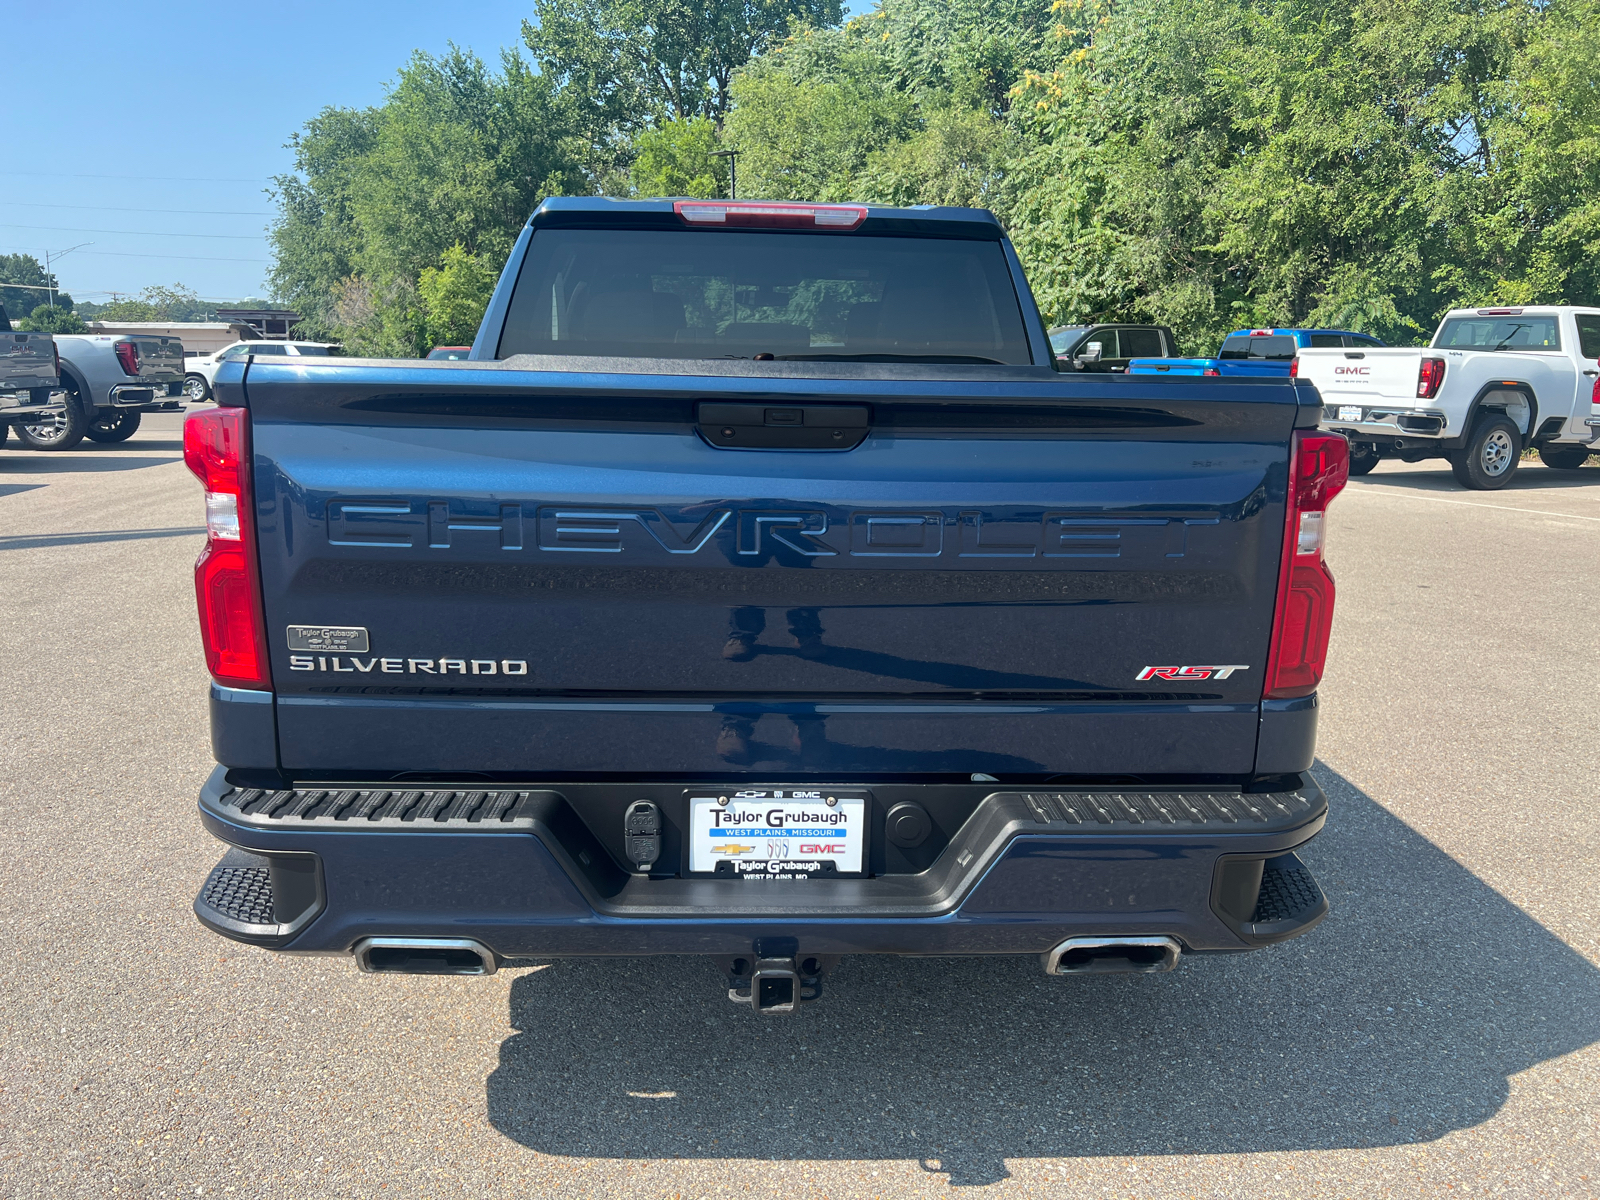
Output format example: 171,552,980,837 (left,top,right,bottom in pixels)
183,341,342,401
